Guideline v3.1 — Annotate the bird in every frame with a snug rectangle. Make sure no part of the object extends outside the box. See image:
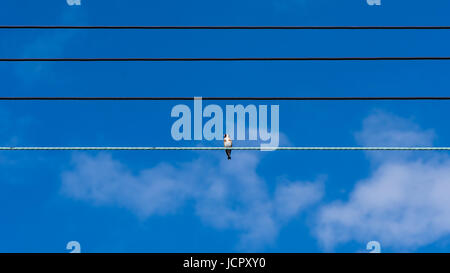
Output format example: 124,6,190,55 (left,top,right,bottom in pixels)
224,134,232,160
